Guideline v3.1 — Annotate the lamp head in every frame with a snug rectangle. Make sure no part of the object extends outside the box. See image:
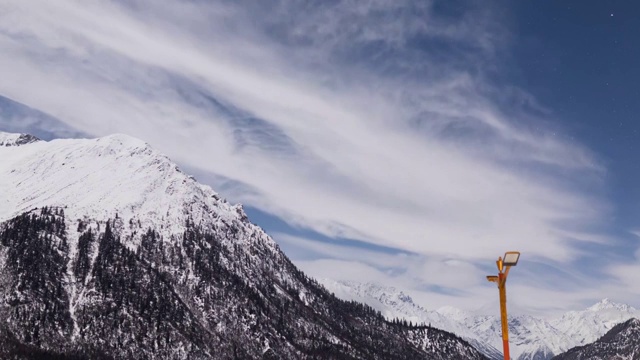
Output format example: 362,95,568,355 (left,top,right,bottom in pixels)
503,251,520,267
486,275,499,283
